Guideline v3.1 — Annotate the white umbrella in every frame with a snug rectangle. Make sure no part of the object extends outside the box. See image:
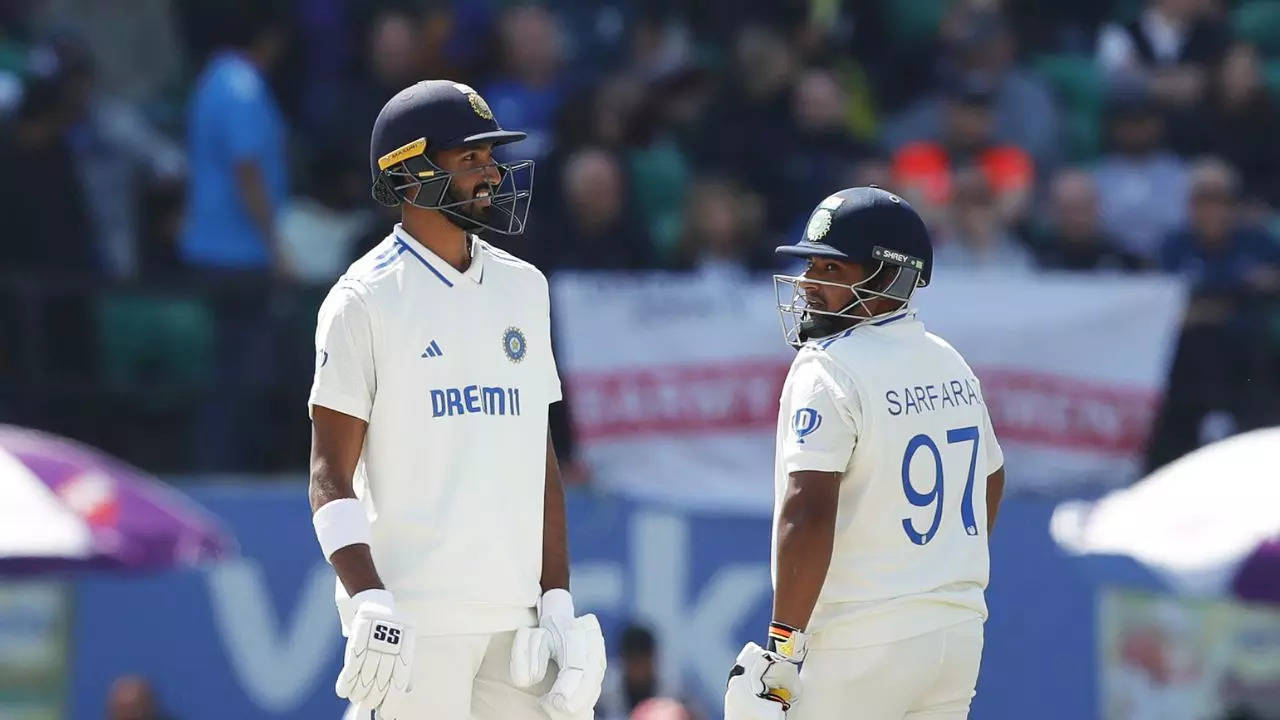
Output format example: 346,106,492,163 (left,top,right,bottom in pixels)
1050,427,1280,595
